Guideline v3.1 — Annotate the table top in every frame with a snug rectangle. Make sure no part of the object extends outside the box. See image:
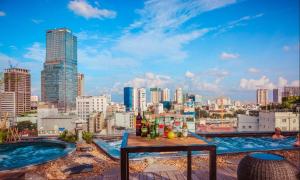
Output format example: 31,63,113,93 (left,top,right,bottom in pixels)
126,134,207,147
